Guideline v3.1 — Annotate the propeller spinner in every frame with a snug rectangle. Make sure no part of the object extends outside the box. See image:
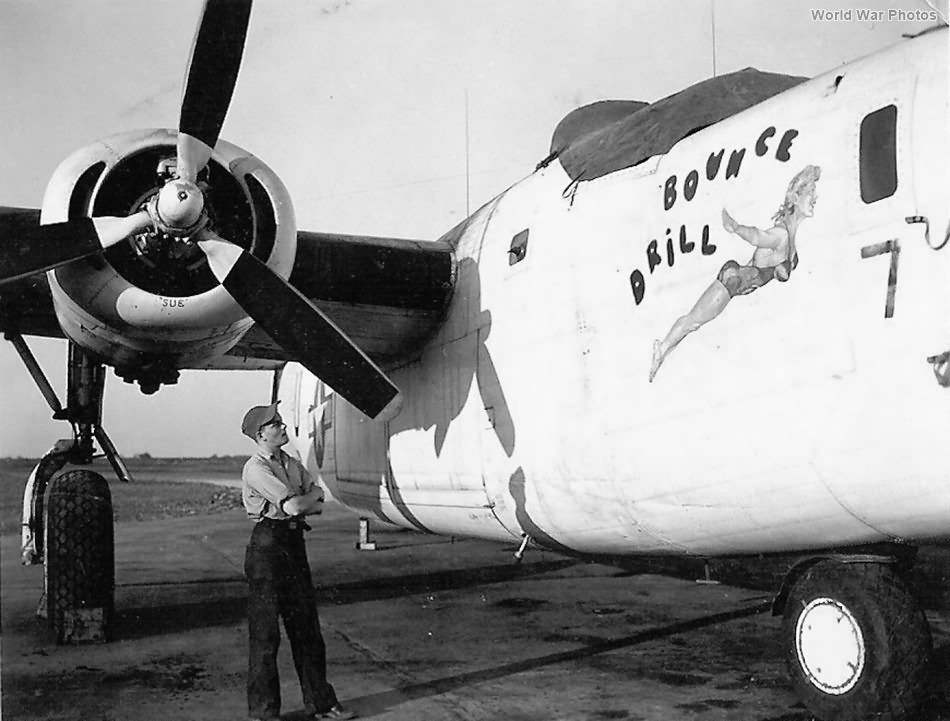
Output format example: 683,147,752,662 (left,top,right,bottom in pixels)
0,0,402,420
